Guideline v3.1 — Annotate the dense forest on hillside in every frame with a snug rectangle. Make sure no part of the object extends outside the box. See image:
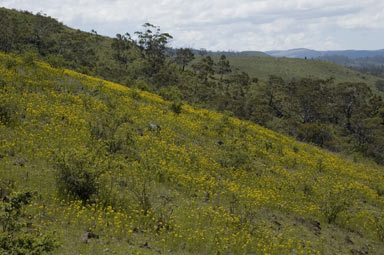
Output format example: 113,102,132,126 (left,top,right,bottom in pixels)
1,7,384,166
